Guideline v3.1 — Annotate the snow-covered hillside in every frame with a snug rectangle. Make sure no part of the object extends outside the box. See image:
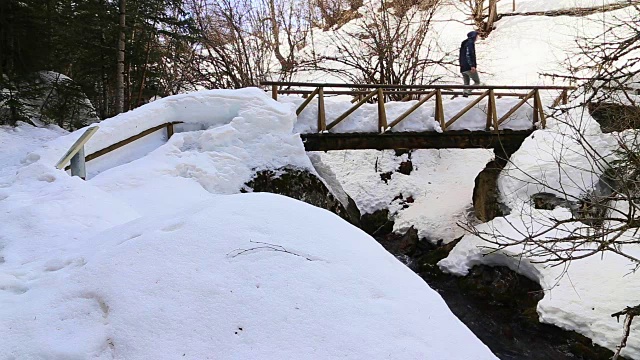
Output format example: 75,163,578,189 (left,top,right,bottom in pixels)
2,0,640,358
0,91,497,359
